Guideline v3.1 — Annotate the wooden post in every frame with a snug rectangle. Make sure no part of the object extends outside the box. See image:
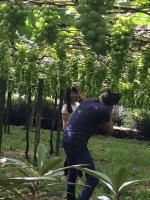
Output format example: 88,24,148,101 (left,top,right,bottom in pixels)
0,78,7,153
33,79,44,166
